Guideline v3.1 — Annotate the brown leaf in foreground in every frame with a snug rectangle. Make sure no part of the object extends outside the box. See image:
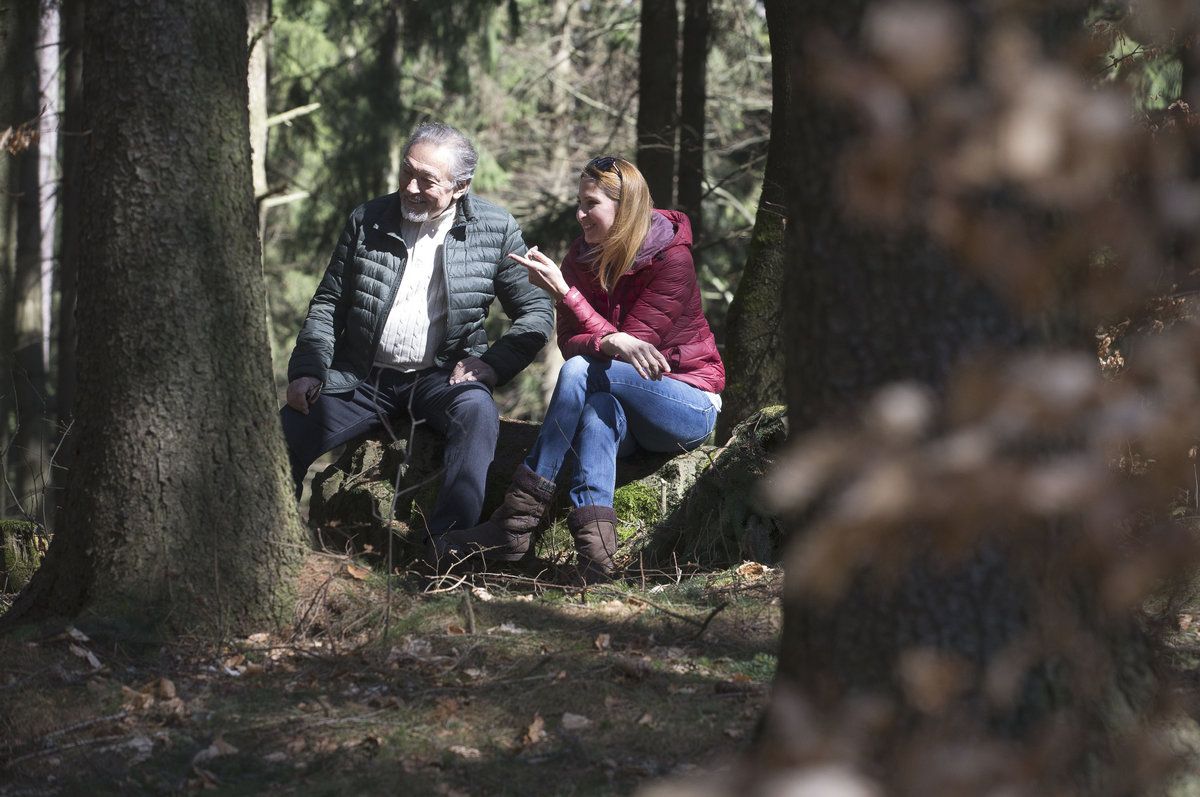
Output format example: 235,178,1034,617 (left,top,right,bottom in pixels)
523,713,547,746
